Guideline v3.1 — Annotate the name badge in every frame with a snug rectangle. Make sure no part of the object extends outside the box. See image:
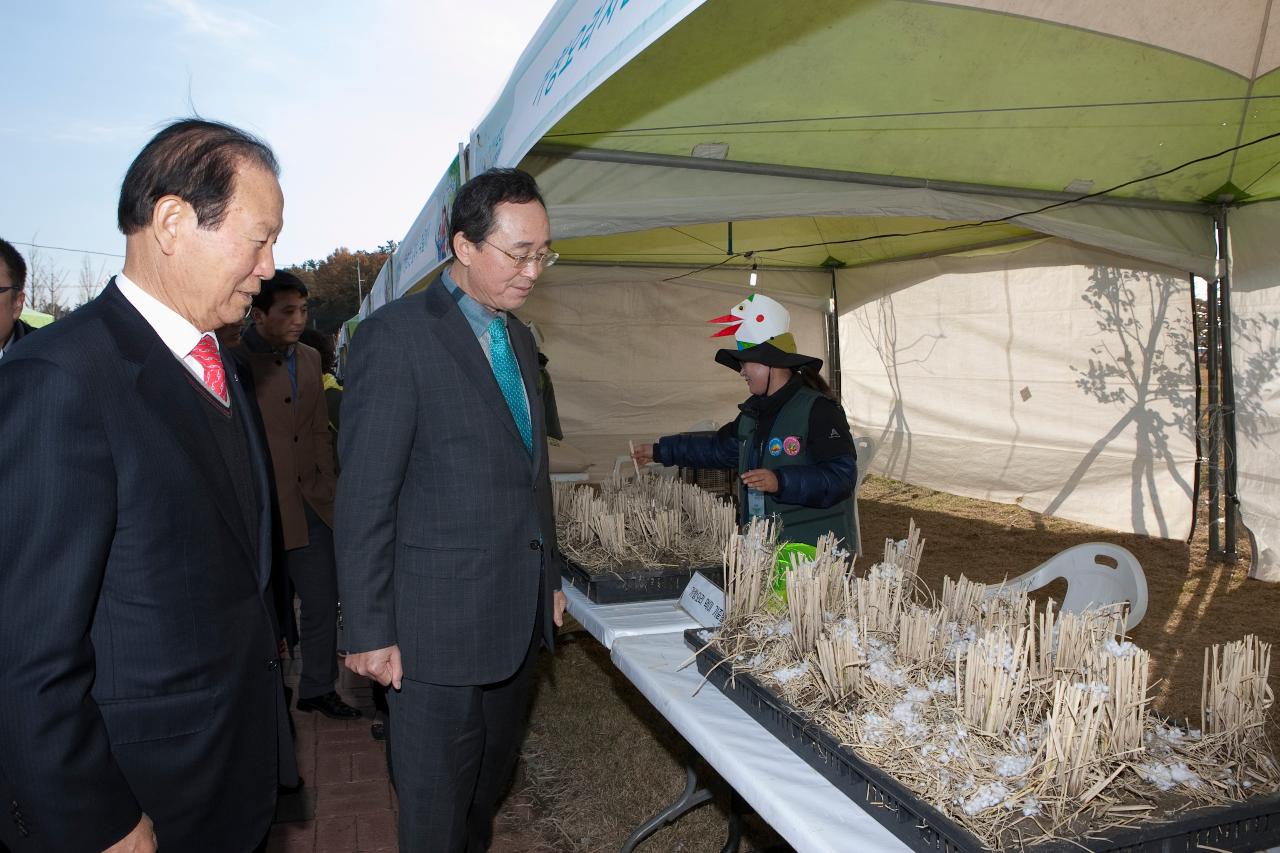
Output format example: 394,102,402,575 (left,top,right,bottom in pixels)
679,571,726,628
